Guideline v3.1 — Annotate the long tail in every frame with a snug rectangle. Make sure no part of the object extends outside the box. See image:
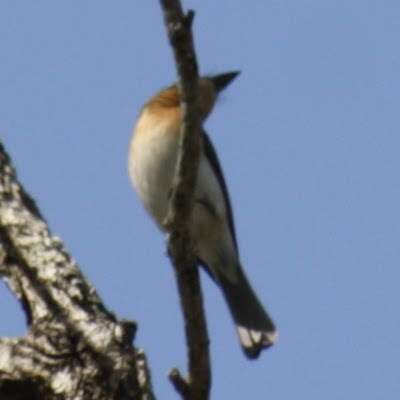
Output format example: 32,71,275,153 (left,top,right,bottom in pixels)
217,265,278,359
